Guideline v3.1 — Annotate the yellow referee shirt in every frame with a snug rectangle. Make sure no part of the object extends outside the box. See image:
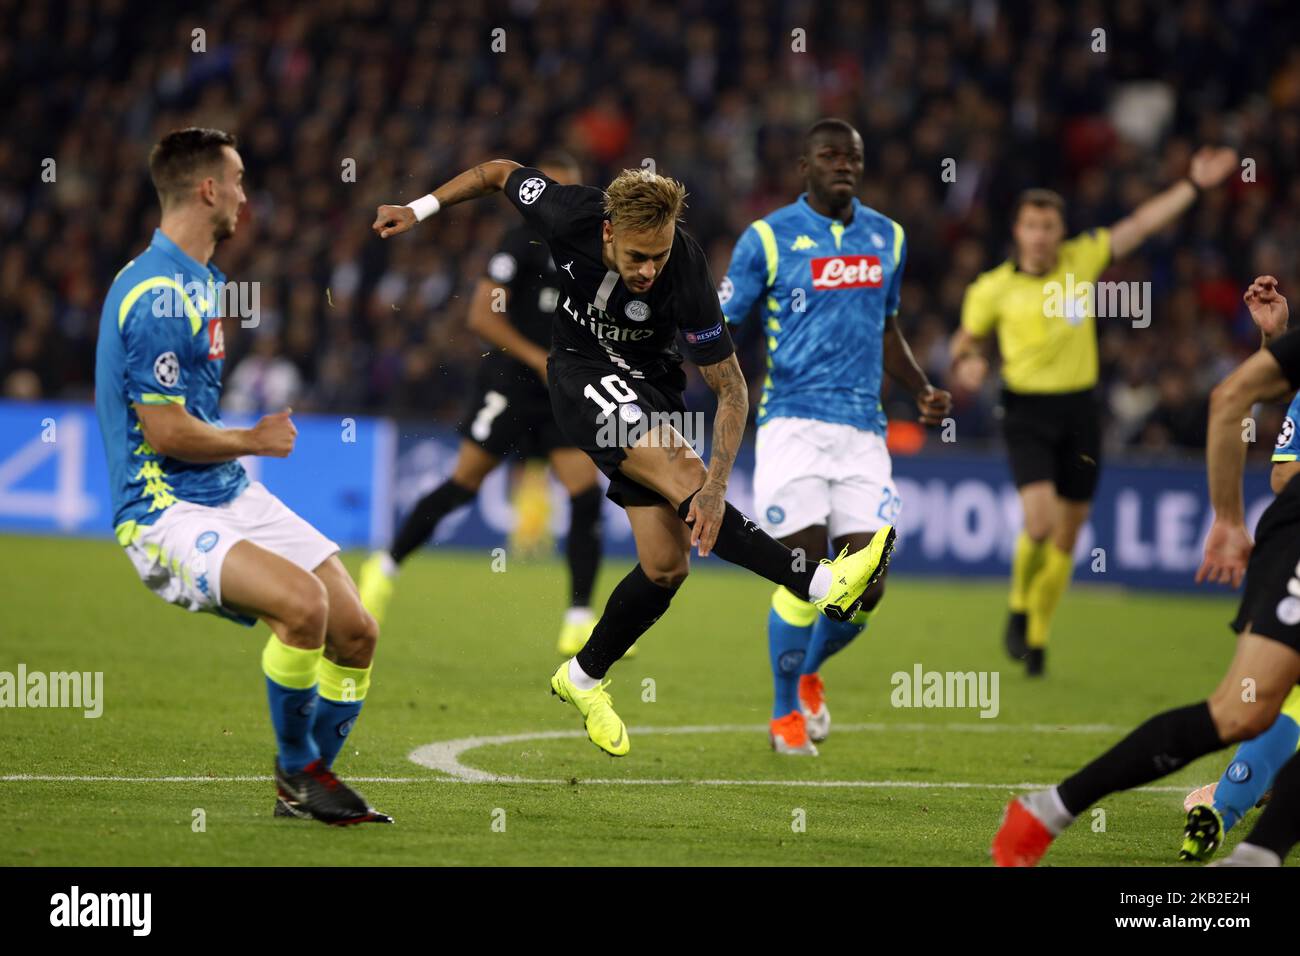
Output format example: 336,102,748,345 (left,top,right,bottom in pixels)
961,228,1110,394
